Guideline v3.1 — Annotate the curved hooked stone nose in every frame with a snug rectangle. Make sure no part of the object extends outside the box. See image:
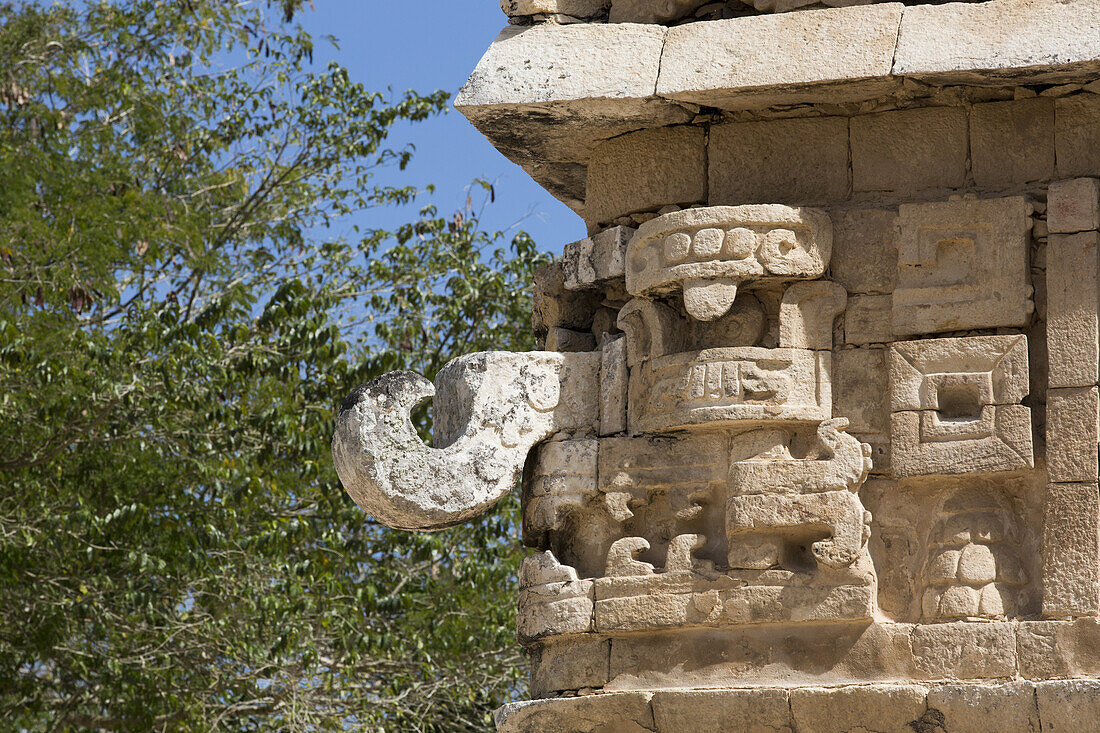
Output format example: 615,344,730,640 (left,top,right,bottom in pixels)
332,351,599,531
